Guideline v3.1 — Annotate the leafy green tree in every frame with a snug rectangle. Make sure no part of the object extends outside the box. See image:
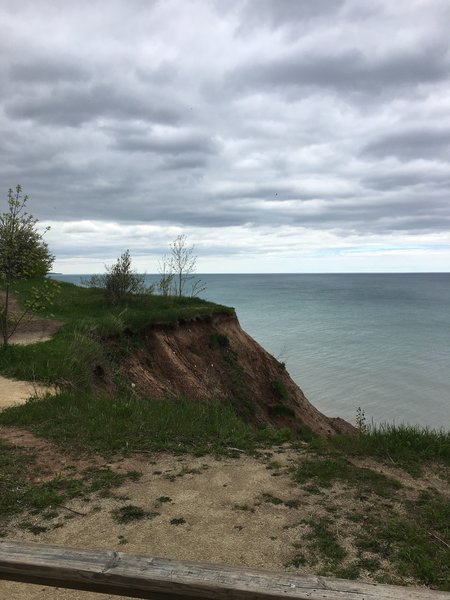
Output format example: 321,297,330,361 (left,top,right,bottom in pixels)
85,249,149,305
0,185,55,345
